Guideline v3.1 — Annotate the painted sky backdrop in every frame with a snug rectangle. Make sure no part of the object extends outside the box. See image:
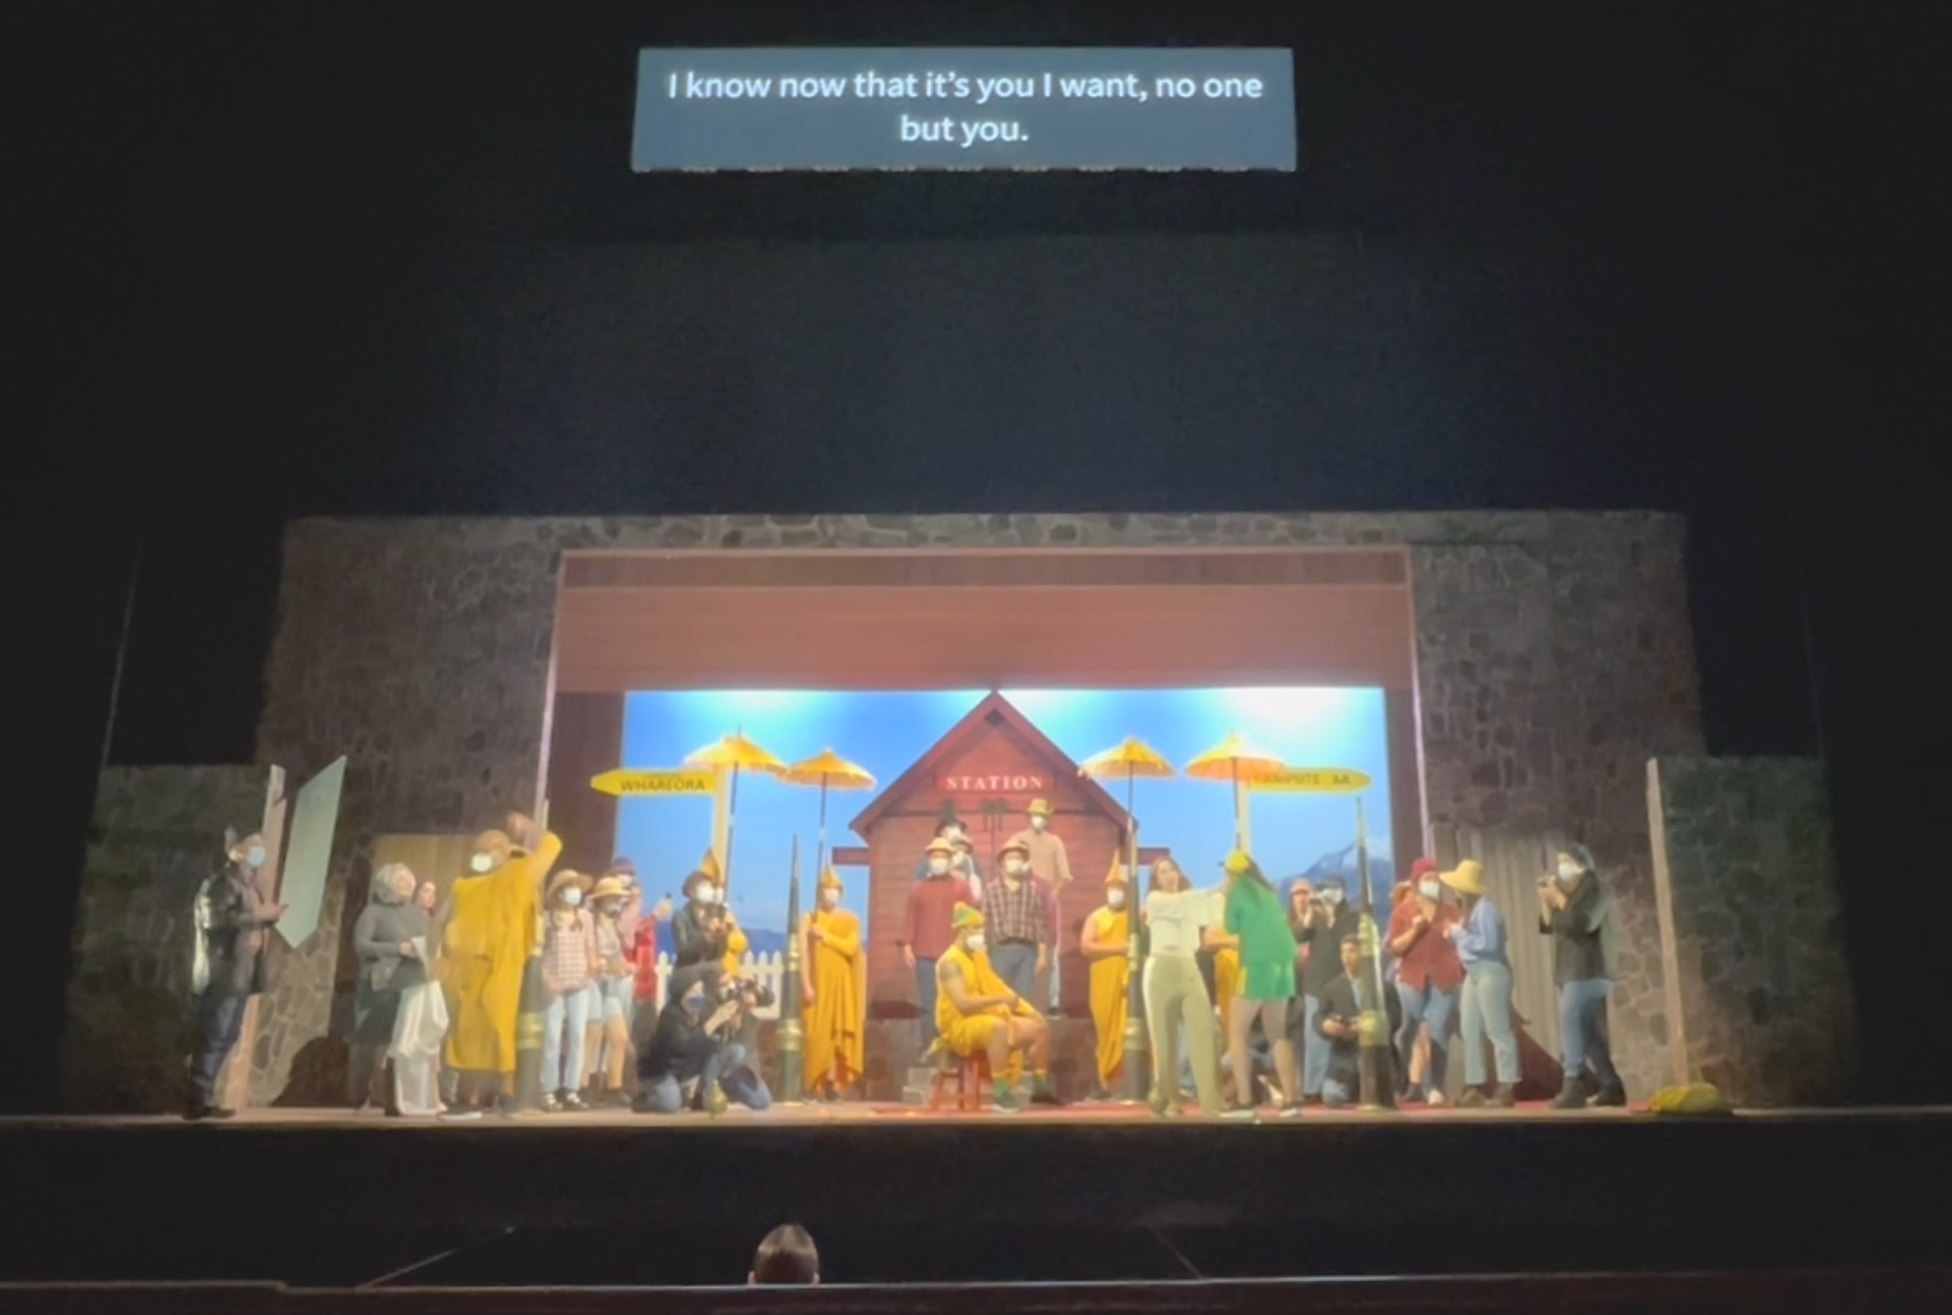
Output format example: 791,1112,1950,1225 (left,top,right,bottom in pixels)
617,688,1391,941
